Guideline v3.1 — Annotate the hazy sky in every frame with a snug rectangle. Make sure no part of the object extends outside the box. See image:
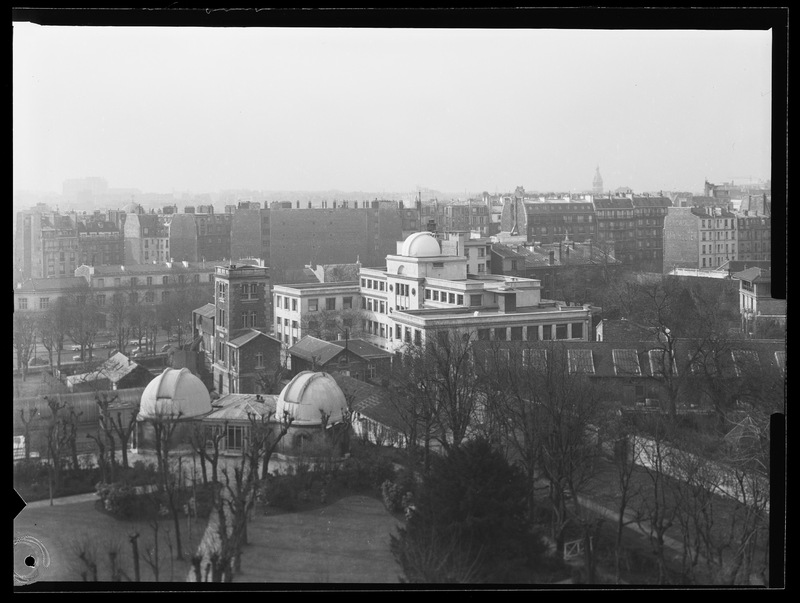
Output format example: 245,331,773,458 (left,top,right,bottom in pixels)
13,24,773,195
